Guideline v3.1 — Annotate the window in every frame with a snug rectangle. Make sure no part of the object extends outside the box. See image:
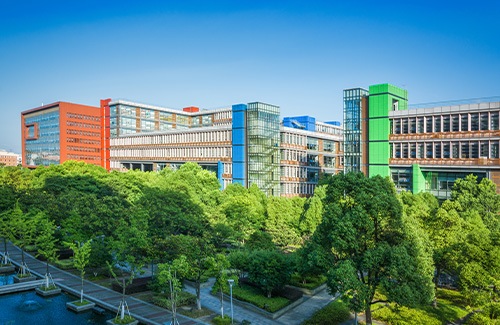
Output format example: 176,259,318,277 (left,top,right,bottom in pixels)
461,114,469,131
434,116,441,132
461,142,469,158
480,113,489,131
471,113,479,131
443,115,450,132
426,117,433,133
452,115,459,132
480,141,488,158
491,112,499,130
417,117,424,133
443,143,450,158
